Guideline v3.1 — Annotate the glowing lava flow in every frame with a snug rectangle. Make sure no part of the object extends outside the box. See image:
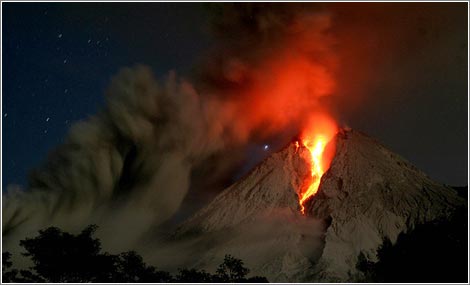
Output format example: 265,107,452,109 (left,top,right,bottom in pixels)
298,136,328,214
298,115,337,215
